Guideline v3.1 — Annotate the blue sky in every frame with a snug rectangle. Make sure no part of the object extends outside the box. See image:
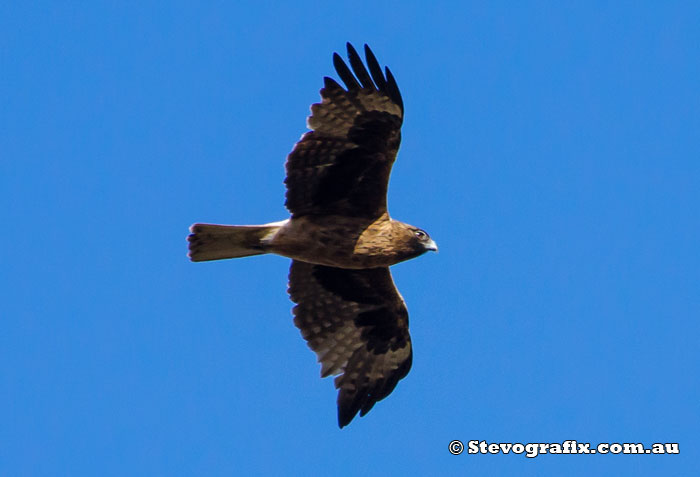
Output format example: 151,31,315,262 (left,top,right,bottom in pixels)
2,1,698,475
